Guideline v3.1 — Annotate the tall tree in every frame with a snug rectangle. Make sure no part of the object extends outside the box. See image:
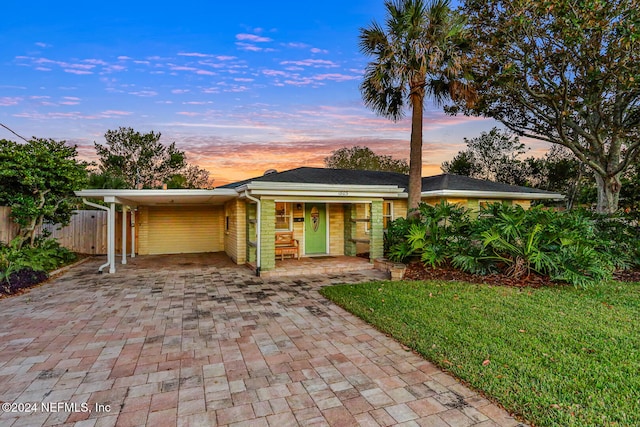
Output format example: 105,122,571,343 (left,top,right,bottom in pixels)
442,127,533,185
95,127,186,189
324,146,409,174
0,138,88,248
455,0,640,214
360,0,474,213
166,165,214,189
